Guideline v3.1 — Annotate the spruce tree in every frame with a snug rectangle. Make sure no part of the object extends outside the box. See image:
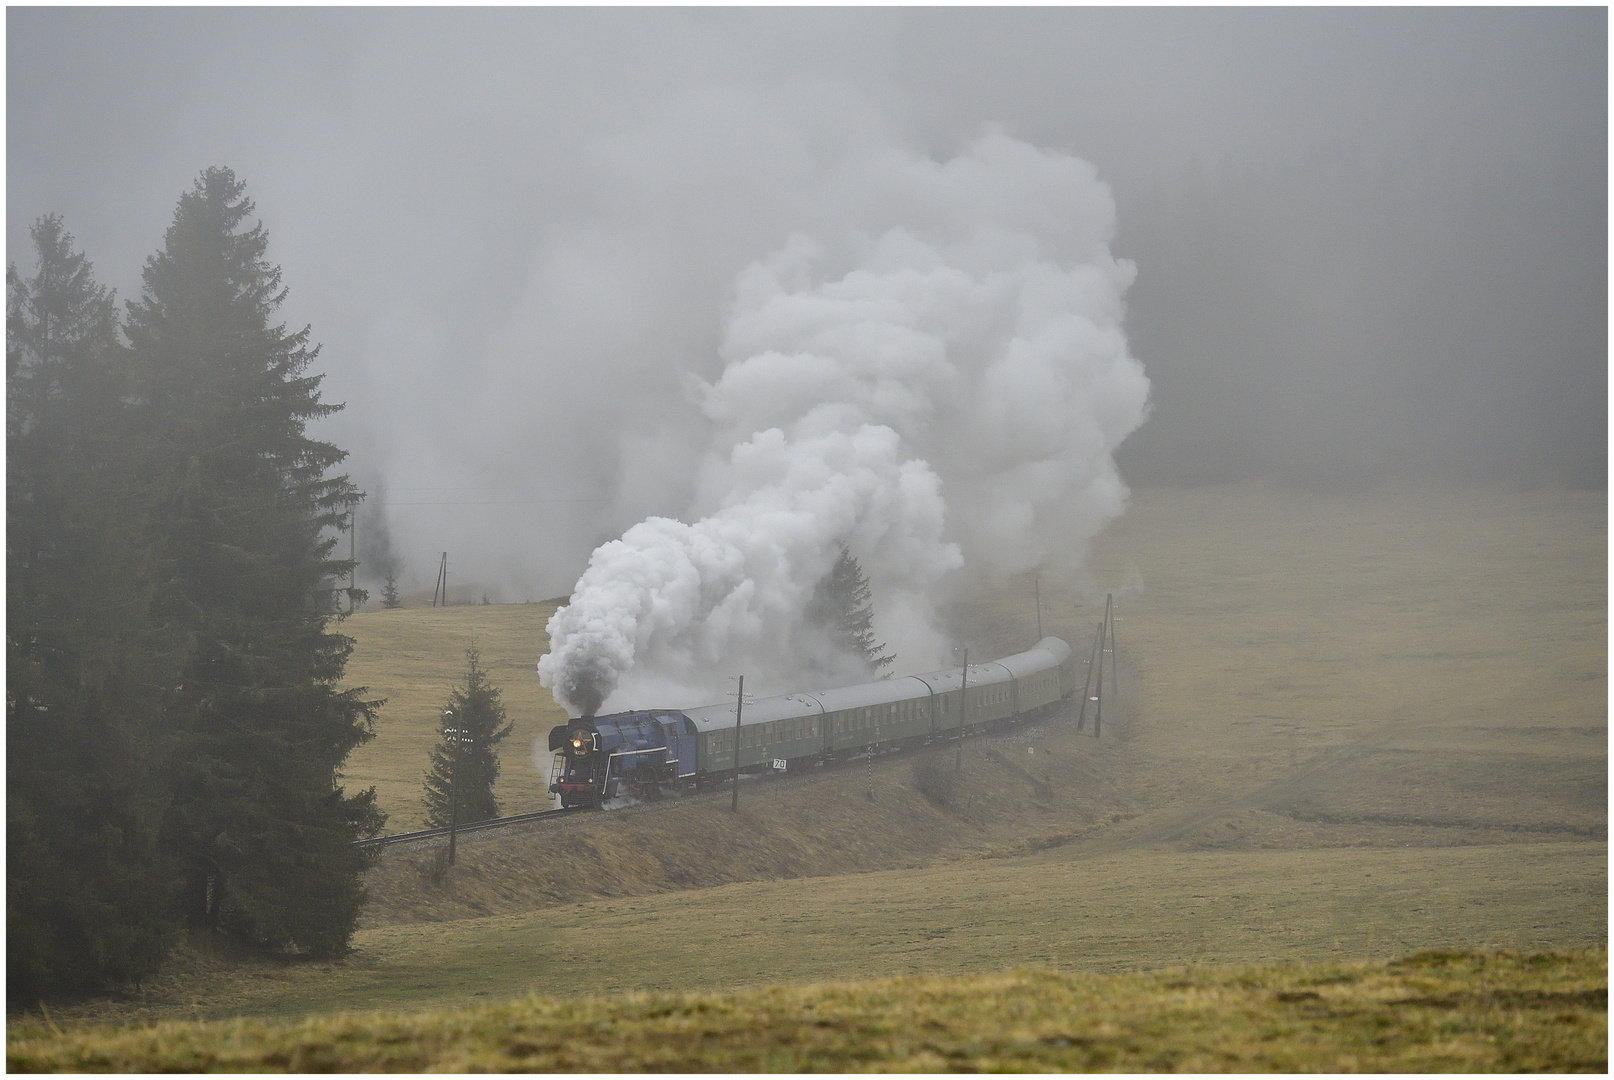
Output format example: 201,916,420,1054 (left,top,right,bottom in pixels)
125,168,384,956
423,649,514,827
7,217,177,996
806,546,895,674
